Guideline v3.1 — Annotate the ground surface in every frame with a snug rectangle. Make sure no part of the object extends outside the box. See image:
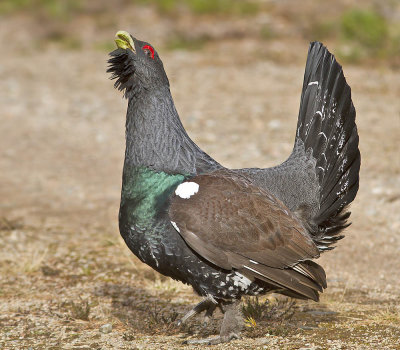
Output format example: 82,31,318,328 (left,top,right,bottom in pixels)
1,3,400,349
